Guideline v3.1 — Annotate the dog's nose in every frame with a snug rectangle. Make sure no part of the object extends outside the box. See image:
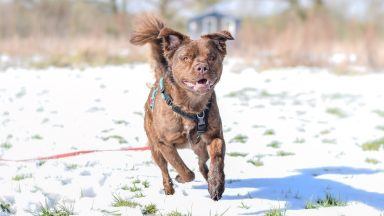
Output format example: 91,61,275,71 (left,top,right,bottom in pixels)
195,63,209,74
